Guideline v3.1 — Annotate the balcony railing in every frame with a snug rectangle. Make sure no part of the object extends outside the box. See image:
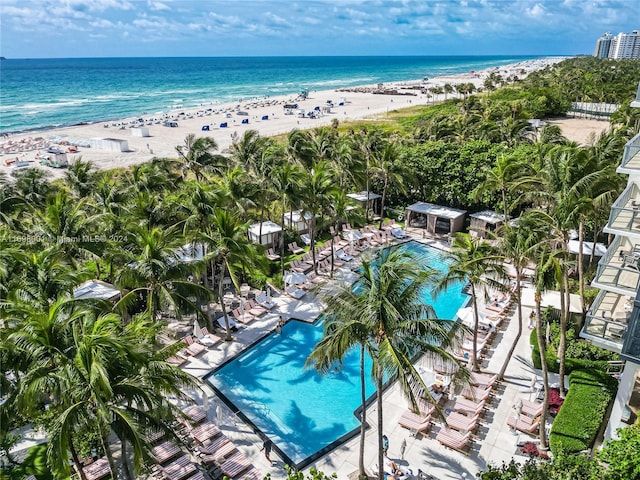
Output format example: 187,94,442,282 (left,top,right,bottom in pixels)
581,290,631,351
591,235,640,295
603,183,640,237
618,132,640,173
